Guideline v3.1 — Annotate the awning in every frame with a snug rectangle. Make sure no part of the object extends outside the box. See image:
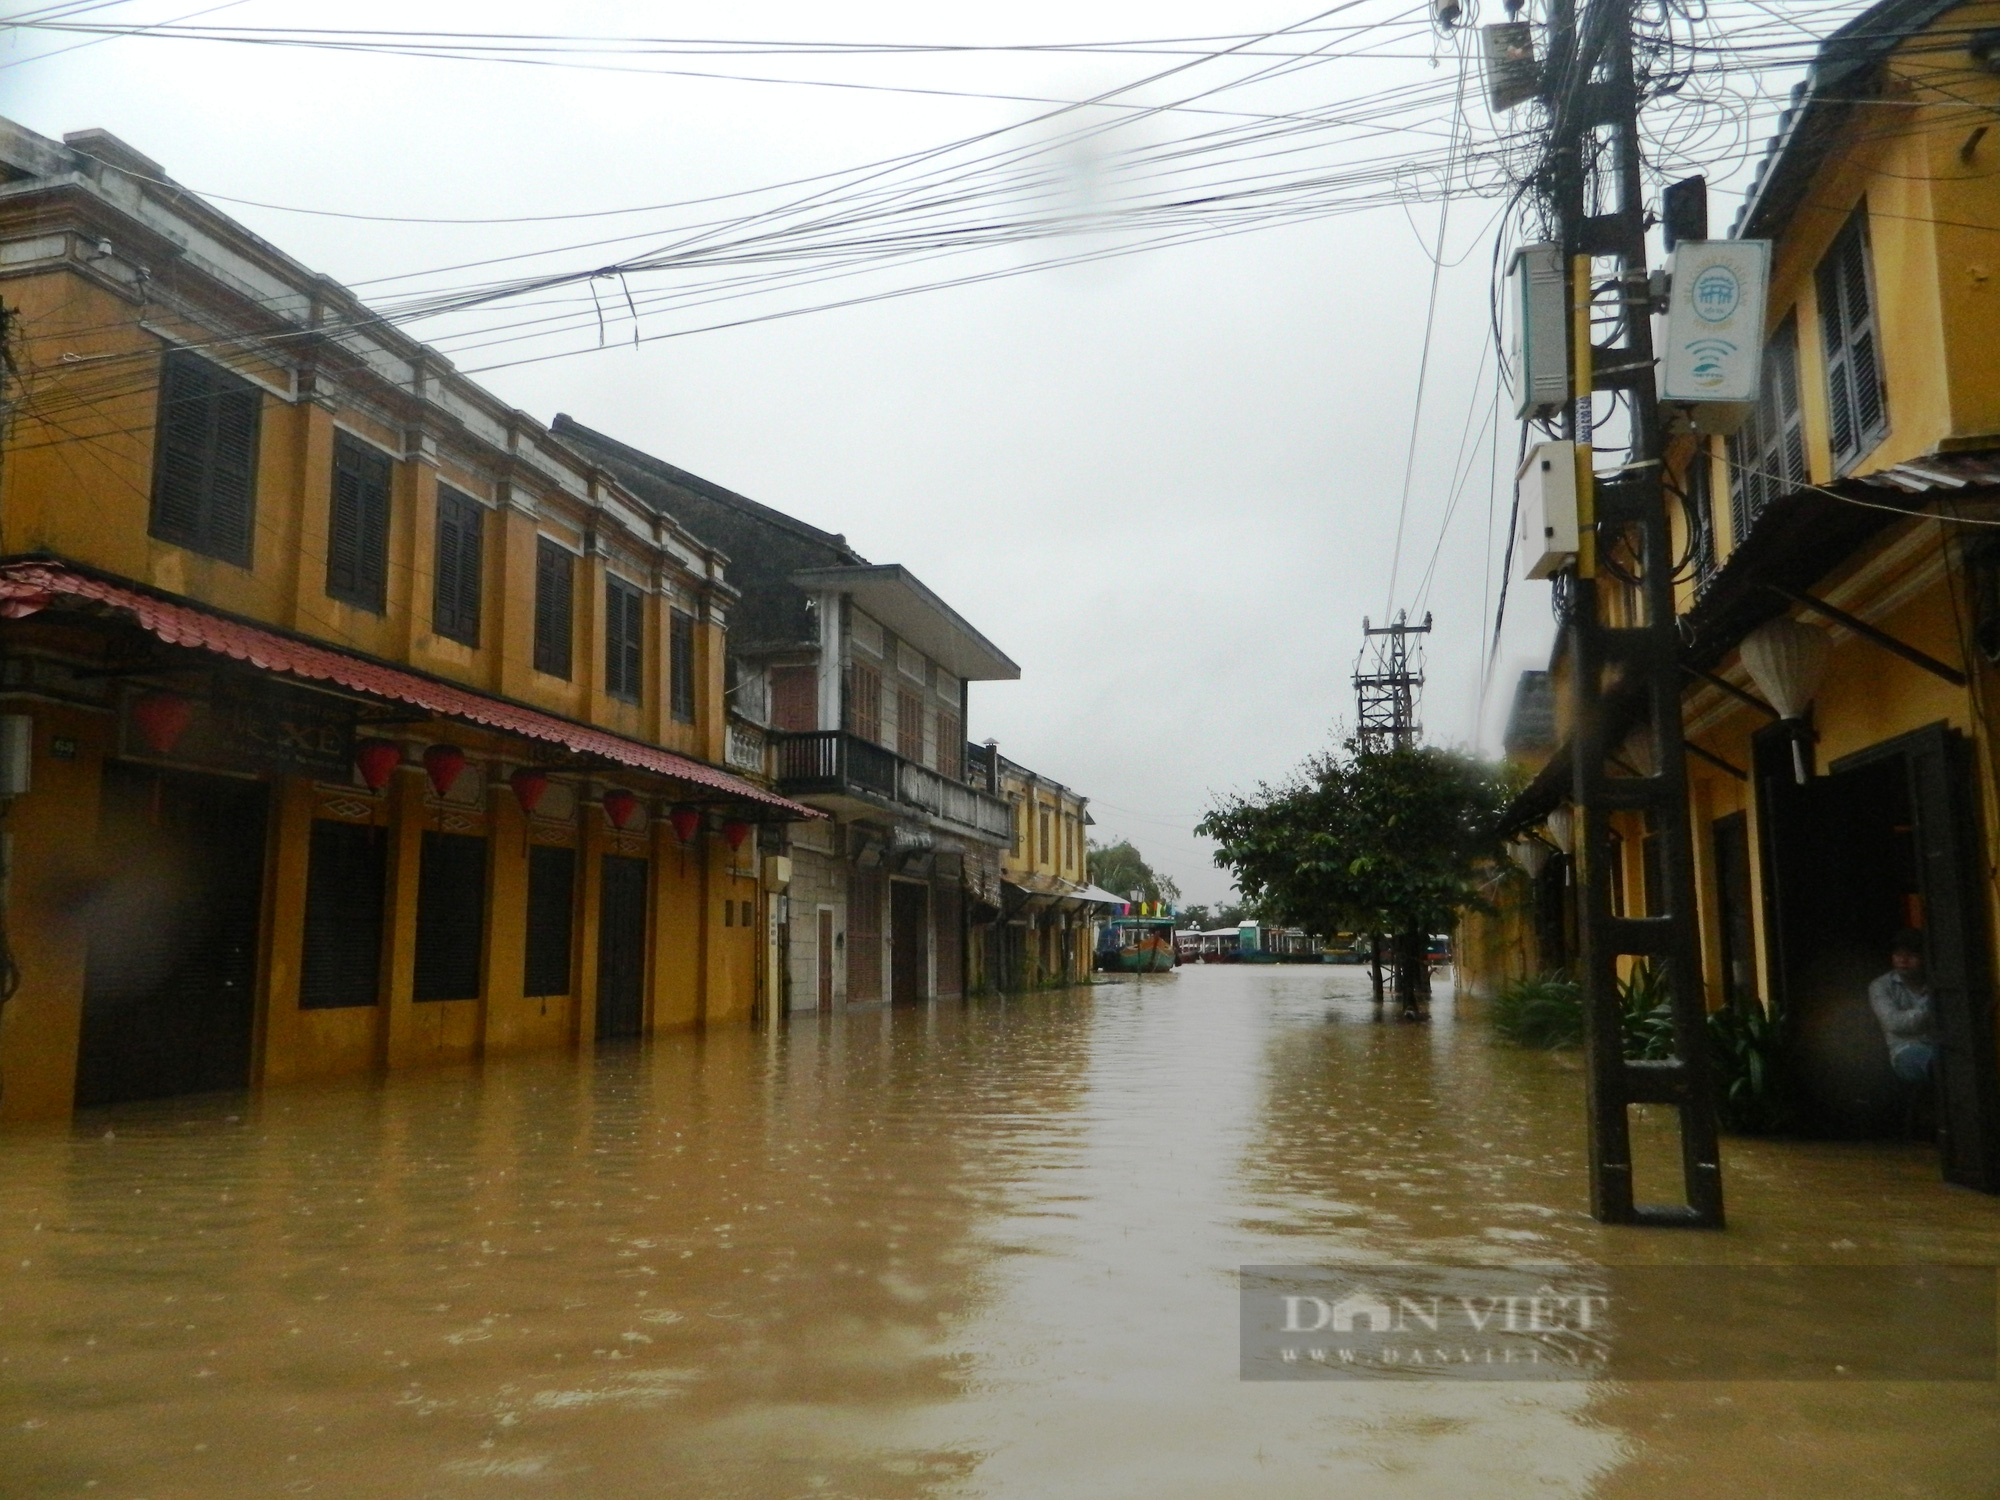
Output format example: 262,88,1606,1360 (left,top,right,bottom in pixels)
0,560,819,818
